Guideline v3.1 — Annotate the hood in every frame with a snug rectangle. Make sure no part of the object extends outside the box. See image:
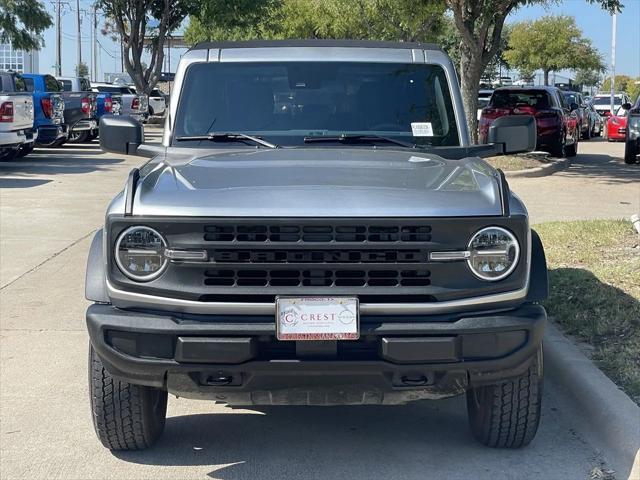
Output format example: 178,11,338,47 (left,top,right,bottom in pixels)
129,148,503,217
